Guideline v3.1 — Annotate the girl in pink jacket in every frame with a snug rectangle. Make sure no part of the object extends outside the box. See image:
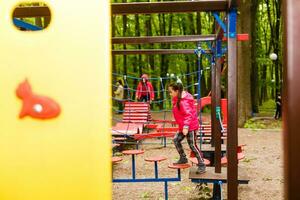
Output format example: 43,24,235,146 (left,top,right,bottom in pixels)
136,74,154,102
168,82,206,174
